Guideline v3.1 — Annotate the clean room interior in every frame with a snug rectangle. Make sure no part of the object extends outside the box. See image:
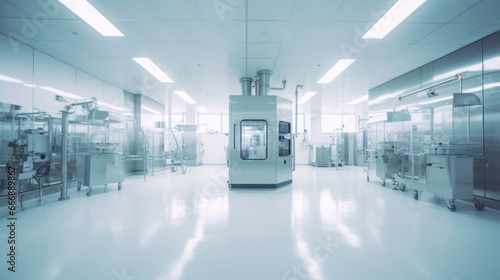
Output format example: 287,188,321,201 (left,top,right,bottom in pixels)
1,0,500,279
